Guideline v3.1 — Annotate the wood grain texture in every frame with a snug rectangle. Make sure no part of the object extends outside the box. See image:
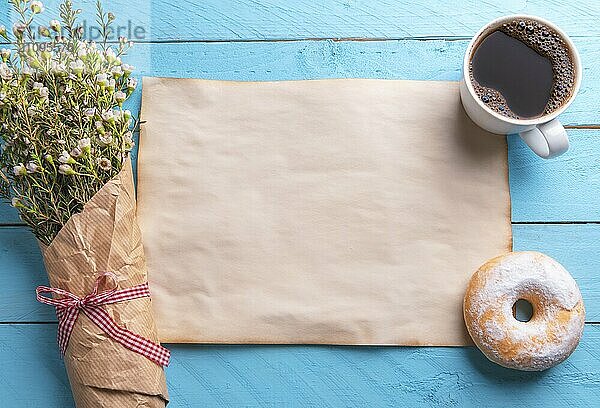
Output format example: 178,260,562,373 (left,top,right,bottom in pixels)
0,40,599,221
0,228,53,322
1,224,598,322
2,0,598,41
1,323,599,407
121,39,599,126
0,205,19,224
509,131,600,222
